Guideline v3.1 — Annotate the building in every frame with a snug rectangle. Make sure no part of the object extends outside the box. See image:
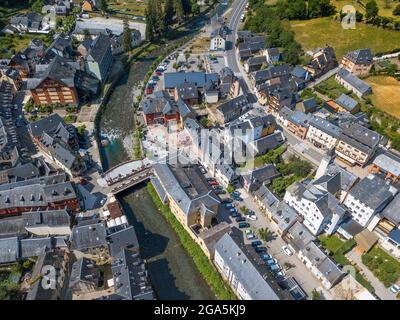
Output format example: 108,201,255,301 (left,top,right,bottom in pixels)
325,94,359,114
22,209,71,236
70,221,109,262
268,201,297,236
215,95,250,124
141,91,180,126
304,46,338,78
251,64,291,86
296,97,317,114
242,164,280,193
0,174,79,216
107,225,139,257
244,56,267,73
306,116,342,150
335,122,380,166
109,249,155,300
265,48,281,64
285,110,312,140
26,248,69,300
163,71,218,91
84,33,113,83
340,49,373,76
27,56,79,106
0,66,22,92
370,152,400,184
263,87,296,113
284,173,346,236
344,174,397,228
210,27,226,51
69,257,101,294
335,68,372,98
174,82,199,106
247,131,285,157
214,231,281,300
152,161,220,231
298,241,345,289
